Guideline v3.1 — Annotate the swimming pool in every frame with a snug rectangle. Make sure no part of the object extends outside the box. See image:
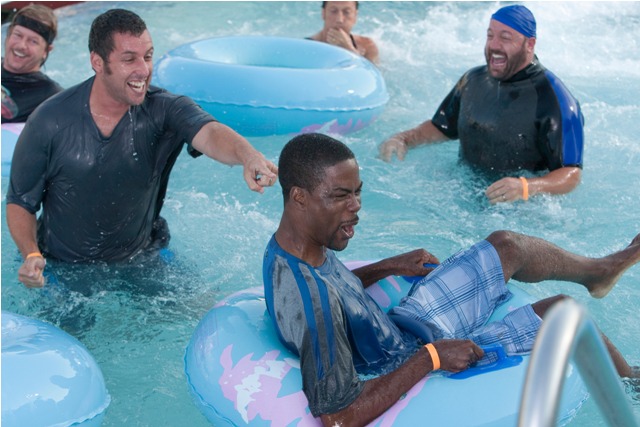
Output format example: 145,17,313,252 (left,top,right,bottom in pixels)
2,2,638,426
